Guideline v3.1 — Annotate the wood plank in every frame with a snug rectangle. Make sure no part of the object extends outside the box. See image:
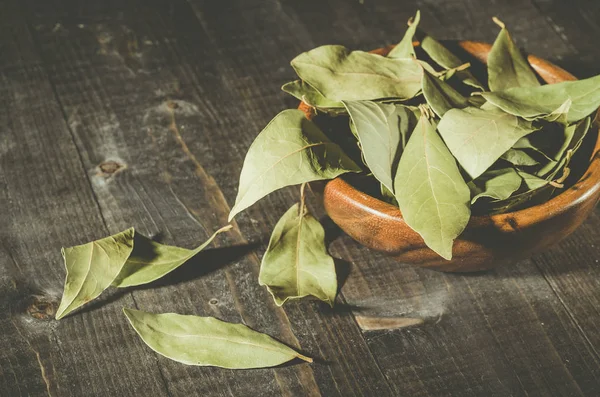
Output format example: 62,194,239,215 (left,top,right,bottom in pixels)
0,5,169,397
25,0,394,395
